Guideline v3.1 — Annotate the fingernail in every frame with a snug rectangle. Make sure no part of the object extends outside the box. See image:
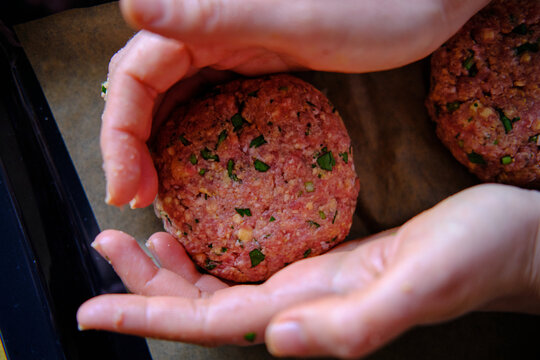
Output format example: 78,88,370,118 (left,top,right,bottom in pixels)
90,240,102,252
267,321,306,356
145,239,155,250
129,198,138,209
105,189,112,205
122,0,164,26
